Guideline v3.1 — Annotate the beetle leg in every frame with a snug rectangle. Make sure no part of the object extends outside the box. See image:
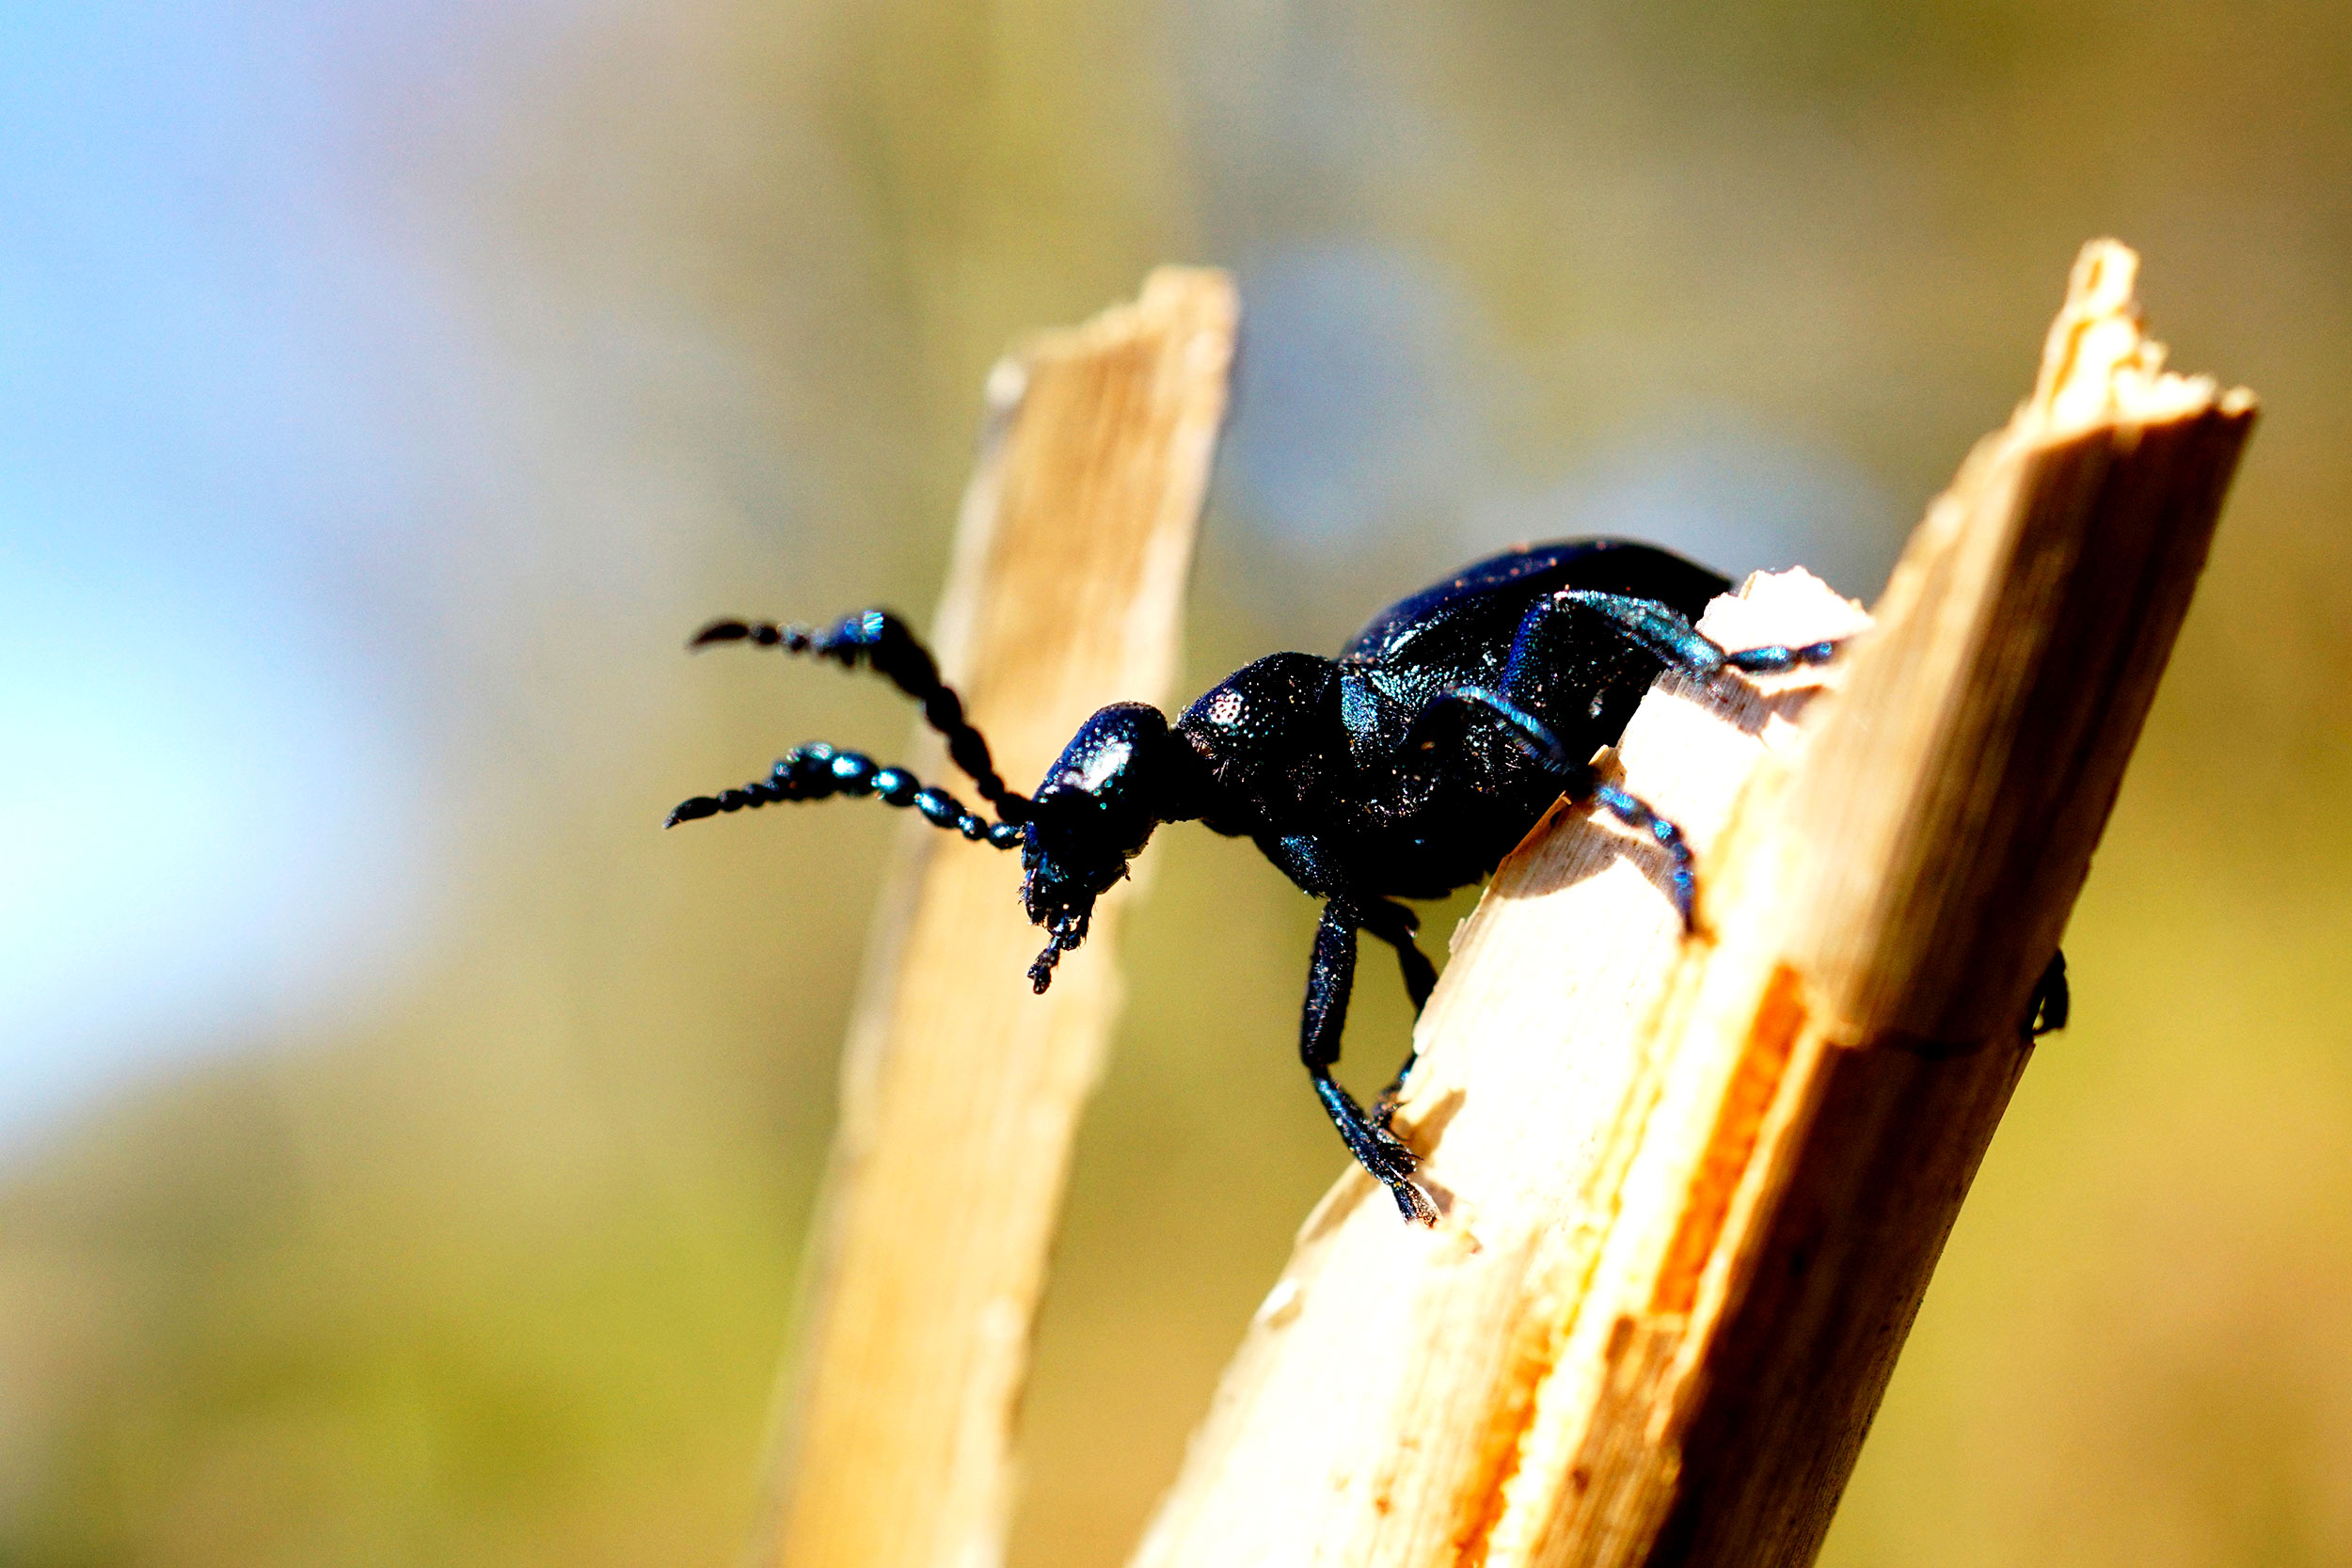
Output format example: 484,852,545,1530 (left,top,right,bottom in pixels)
1350,898,1437,1130
1422,689,1698,929
1301,901,1438,1225
1349,896,1437,1011
1345,893,1430,1128
1550,590,1732,675
1590,782,1696,927
1552,591,1846,682
1413,688,1581,775
1272,839,1437,1132
1719,639,1847,674
2026,949,2070,1037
